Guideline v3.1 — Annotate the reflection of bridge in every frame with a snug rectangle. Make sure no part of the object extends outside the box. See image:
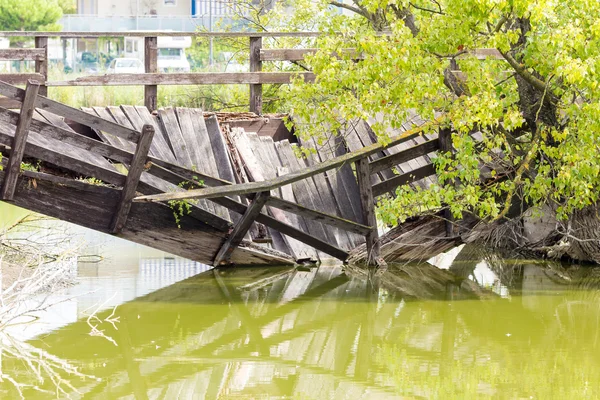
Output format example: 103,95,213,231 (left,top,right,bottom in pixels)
0,75,458,266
